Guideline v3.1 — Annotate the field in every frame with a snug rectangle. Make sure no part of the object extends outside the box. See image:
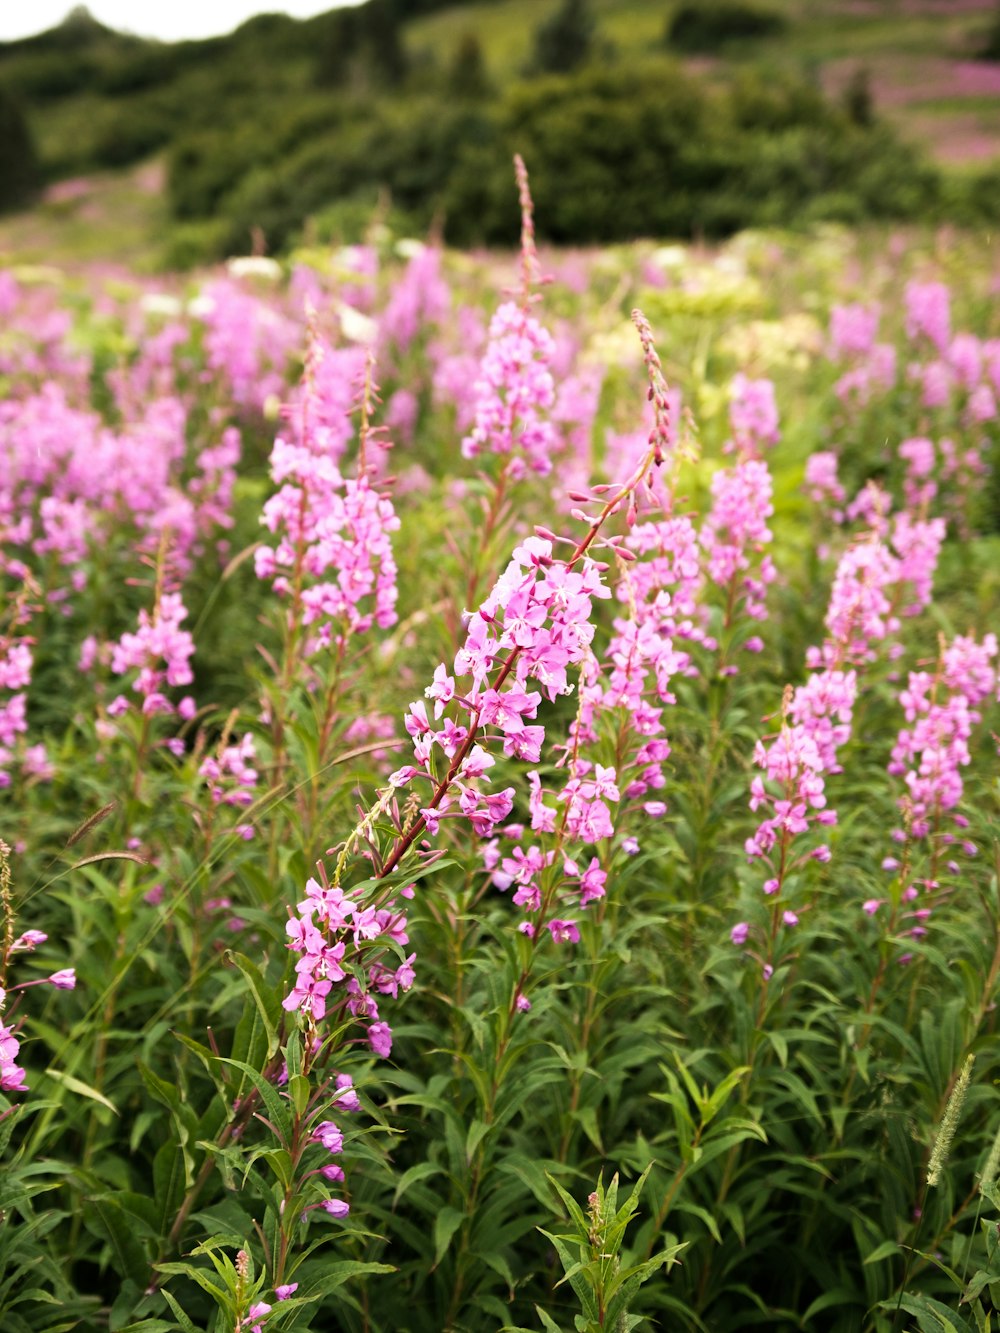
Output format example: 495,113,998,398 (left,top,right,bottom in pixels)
2,170,1000,1333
